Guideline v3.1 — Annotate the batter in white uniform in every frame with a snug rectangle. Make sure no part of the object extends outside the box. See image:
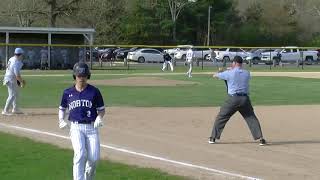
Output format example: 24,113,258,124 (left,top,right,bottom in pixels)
2,48,25,115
